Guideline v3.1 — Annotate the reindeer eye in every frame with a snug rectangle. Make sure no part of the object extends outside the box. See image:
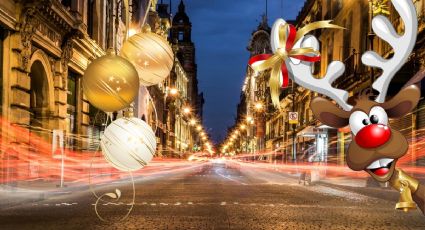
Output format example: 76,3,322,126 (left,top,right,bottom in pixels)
369,106,388,126
370,115,379,124
349,111,369,135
